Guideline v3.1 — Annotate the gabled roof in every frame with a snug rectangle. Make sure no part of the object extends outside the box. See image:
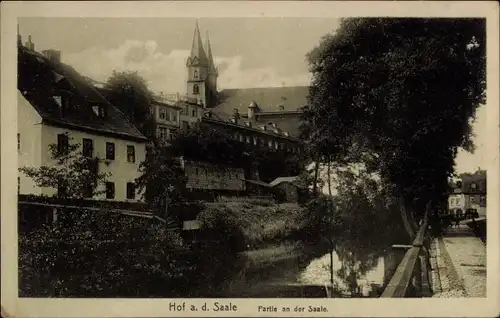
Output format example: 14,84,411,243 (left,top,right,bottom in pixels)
243,179,272,188
18,44,147,142
215,86,309,116
269,176,304,188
